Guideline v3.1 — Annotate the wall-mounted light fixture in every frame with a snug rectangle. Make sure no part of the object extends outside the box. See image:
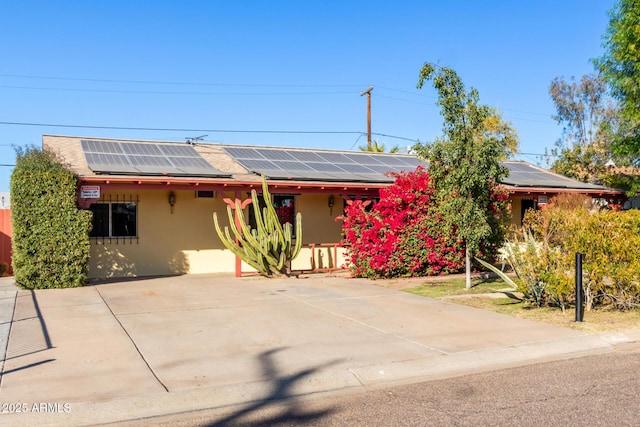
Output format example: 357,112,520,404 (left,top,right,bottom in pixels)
328,195,335,215
169,191,176,214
